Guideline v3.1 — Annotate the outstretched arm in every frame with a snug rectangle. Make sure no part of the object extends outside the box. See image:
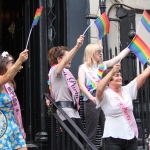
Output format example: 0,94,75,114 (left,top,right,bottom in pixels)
96,64,120,102
104,47,130,68
0,49,28,87
136,66,150,90
56,35,84,75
